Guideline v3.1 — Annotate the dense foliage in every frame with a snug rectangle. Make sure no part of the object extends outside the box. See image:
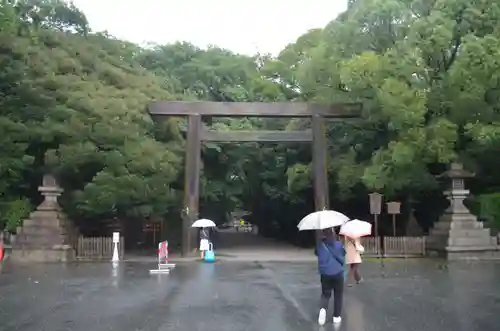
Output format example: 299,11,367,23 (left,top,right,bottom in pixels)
1,0,500,247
